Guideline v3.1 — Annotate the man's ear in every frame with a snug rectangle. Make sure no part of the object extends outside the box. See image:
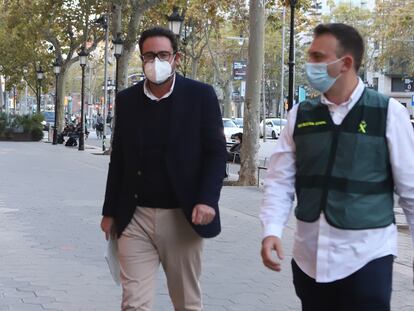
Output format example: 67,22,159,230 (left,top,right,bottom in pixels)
174,52,181,65
342,55,354,73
